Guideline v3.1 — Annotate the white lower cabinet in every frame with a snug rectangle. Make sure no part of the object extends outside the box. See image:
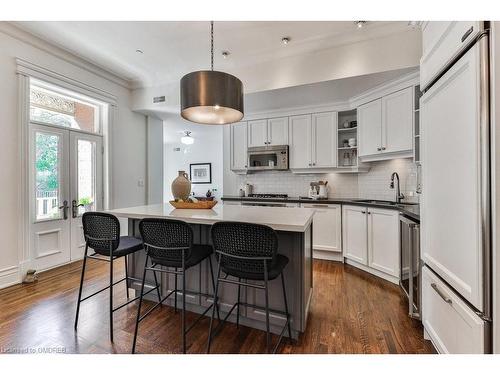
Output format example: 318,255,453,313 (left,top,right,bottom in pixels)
367,207,400,277
342,205,368,264
302,203,341,259
422,266,485,353
342,205,399,282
